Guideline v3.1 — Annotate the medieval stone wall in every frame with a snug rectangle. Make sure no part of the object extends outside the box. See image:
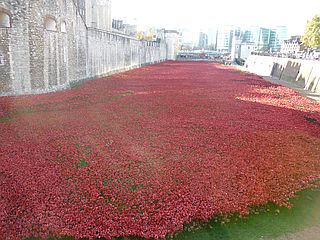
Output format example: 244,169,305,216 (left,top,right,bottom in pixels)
0,0,168,96
86,29,167,79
